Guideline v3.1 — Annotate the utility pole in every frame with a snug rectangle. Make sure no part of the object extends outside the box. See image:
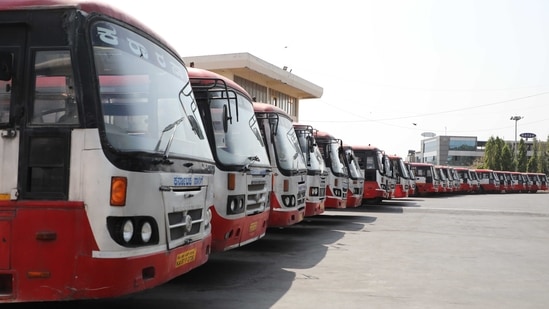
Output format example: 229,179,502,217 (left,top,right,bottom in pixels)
510,116,523,156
